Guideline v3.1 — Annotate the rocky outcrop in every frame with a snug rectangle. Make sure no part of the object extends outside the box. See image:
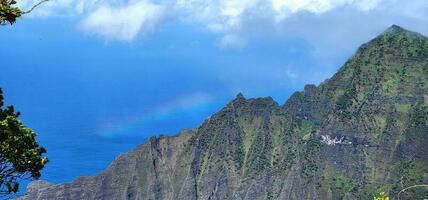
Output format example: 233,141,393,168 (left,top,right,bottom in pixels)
18,25,428,200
